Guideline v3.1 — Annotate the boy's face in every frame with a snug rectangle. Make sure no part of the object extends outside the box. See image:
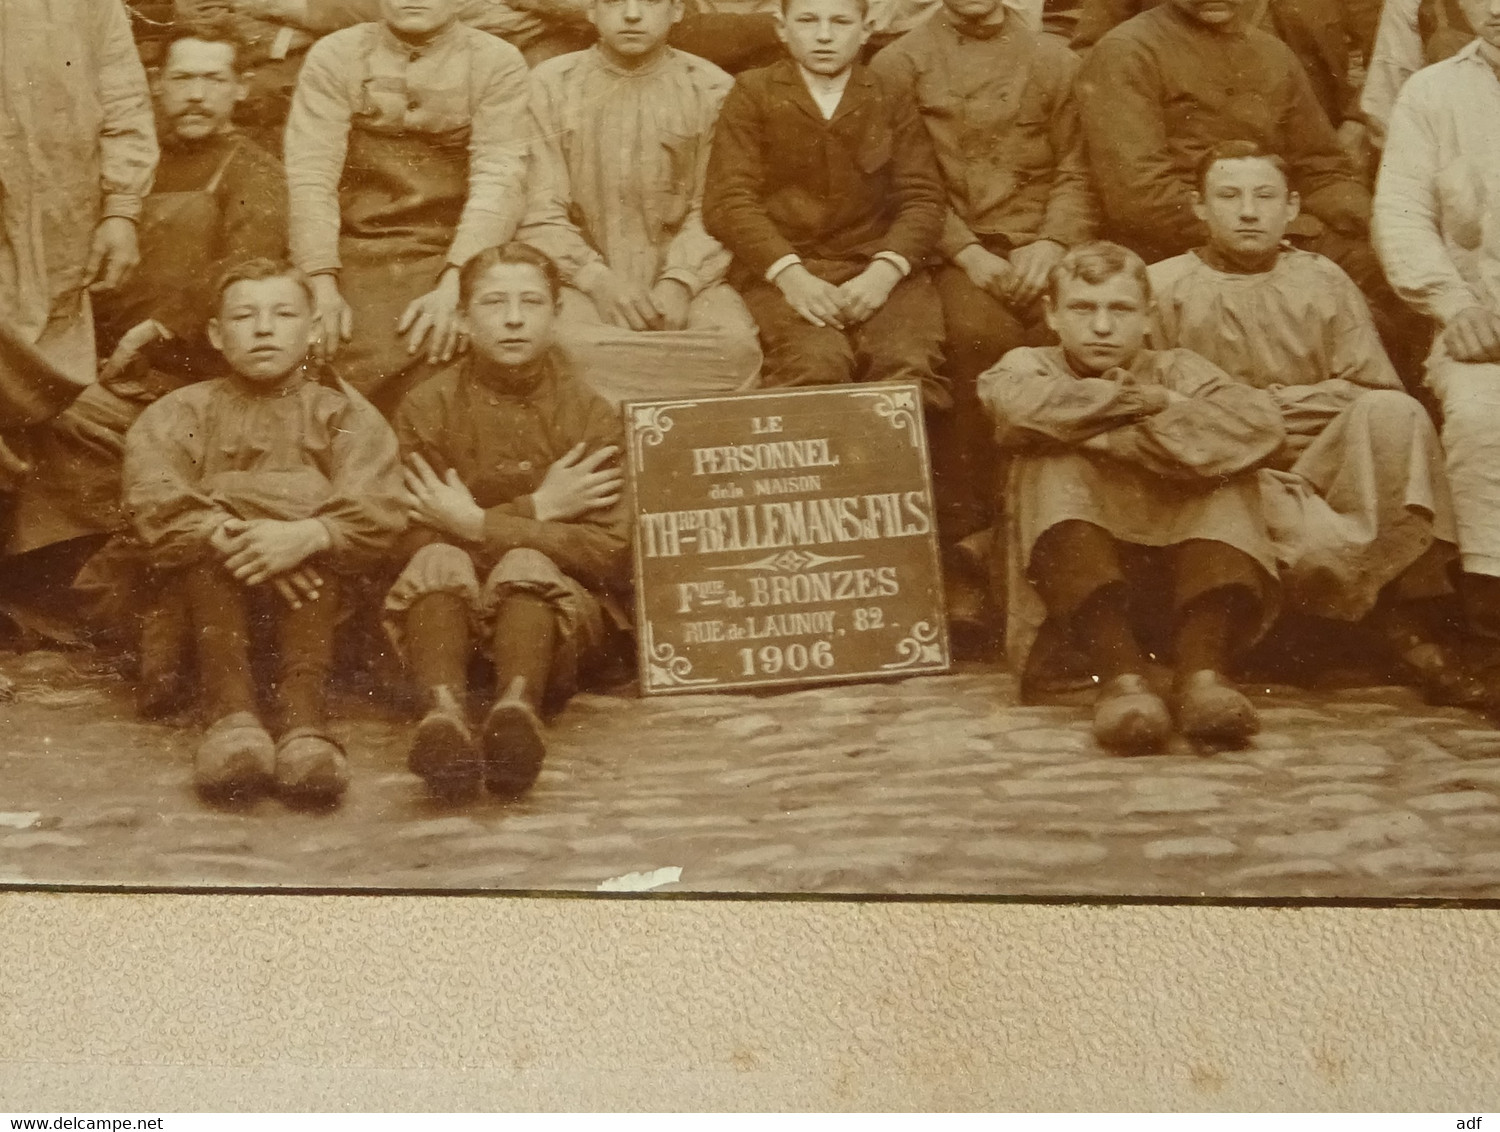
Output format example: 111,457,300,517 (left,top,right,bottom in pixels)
462,262,558,369
1460,0,1500,46
1045,271,1150,375
1193,156,1299,260
155,38,245,142
208,275,315,384
778,0,870,77
591,0,684,61
379,0,461,37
